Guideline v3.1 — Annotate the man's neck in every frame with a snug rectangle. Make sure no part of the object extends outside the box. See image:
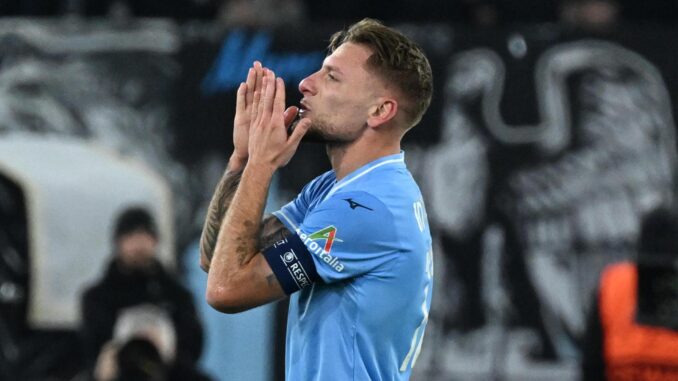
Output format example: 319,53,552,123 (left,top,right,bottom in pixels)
327,136,400,180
